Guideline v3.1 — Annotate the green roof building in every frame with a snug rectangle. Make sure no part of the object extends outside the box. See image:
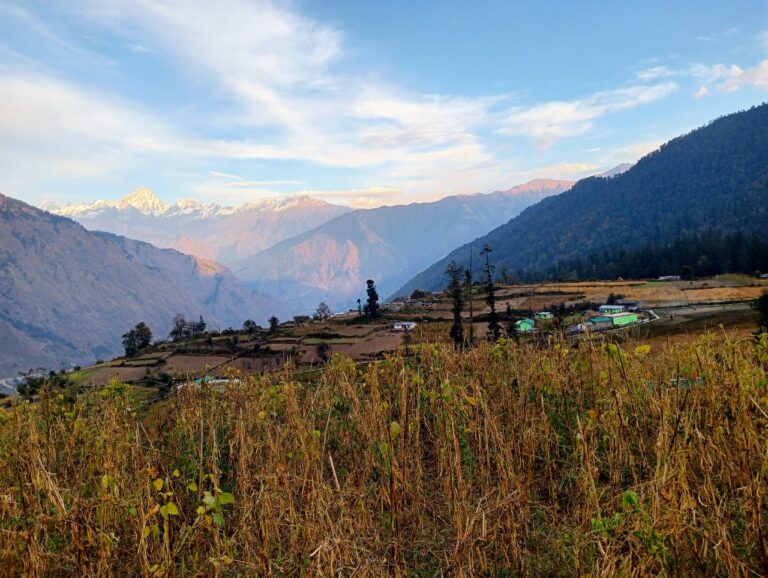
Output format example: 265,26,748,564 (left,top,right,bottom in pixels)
608,312,638,326
516,318,535,333
599,304,626,314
